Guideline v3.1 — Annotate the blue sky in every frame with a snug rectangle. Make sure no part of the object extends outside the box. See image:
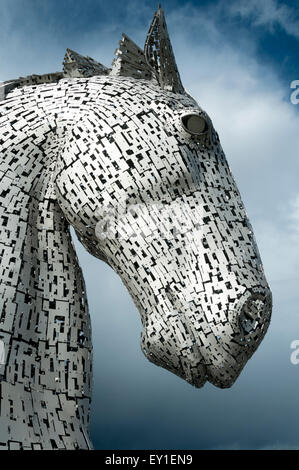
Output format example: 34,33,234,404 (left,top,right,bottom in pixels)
2,0,299,91
1,0,299,450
